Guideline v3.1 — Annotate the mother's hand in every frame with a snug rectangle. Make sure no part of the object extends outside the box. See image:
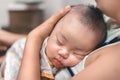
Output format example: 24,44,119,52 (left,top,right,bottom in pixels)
17,6,71,80
28,5,71,40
